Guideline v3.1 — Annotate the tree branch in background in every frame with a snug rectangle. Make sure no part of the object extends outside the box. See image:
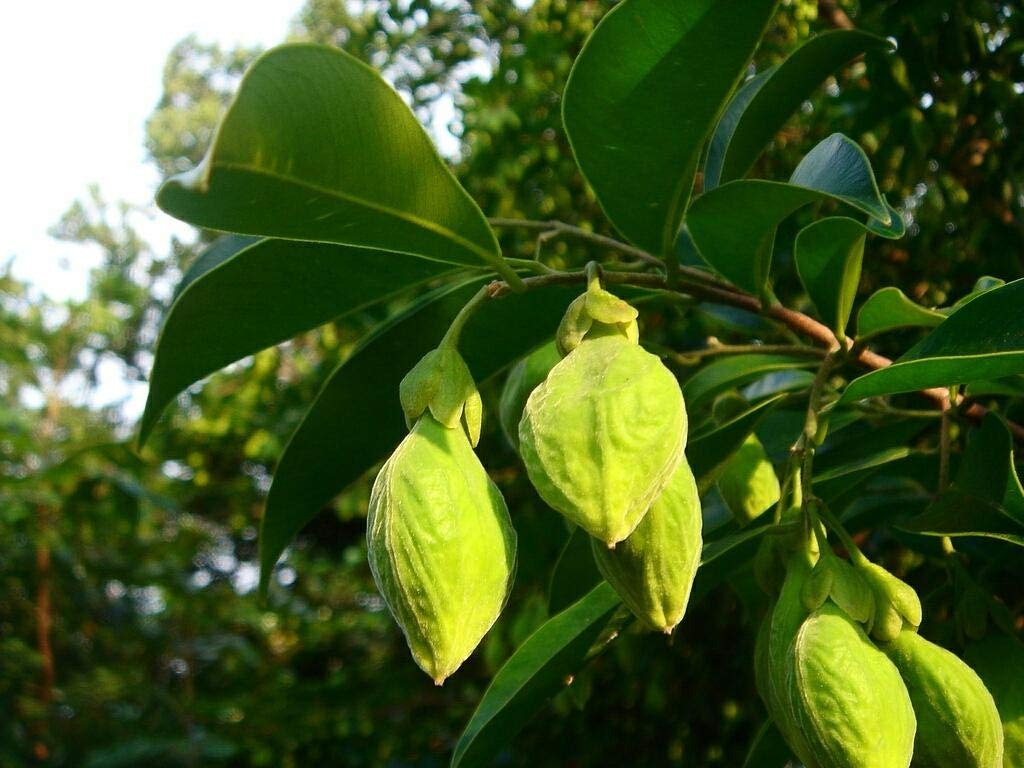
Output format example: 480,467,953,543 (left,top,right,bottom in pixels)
818,0,855,30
